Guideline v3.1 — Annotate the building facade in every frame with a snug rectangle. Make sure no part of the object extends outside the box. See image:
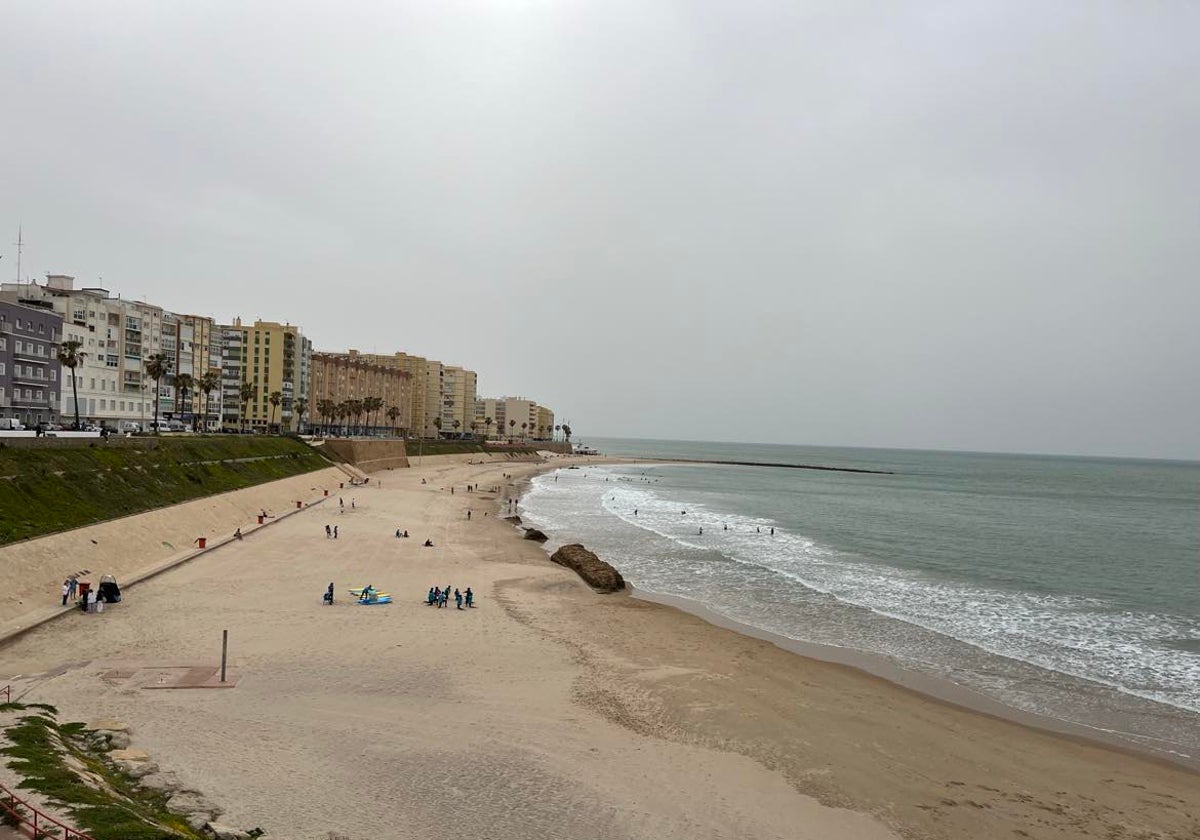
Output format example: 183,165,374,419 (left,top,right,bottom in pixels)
474,397,554,442
310,350,411,435
0,297,63,426
217,318,312,432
